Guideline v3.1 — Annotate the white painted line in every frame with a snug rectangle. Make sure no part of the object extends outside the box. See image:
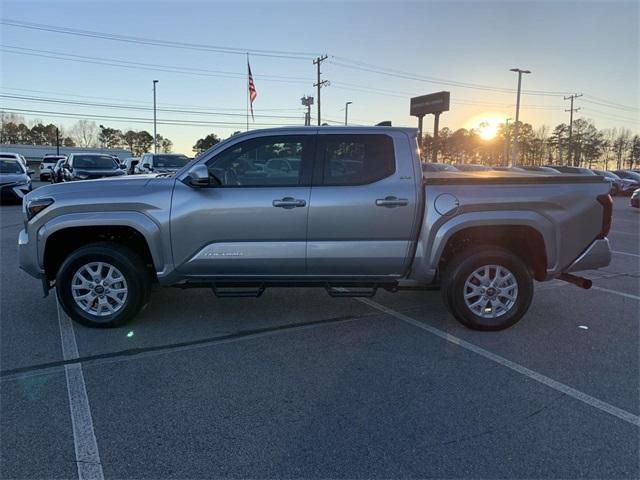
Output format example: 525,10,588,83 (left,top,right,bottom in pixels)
590,286,640,301
356,297,640,428
610,229,638,236
56,297,104,480
613,250,640,258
